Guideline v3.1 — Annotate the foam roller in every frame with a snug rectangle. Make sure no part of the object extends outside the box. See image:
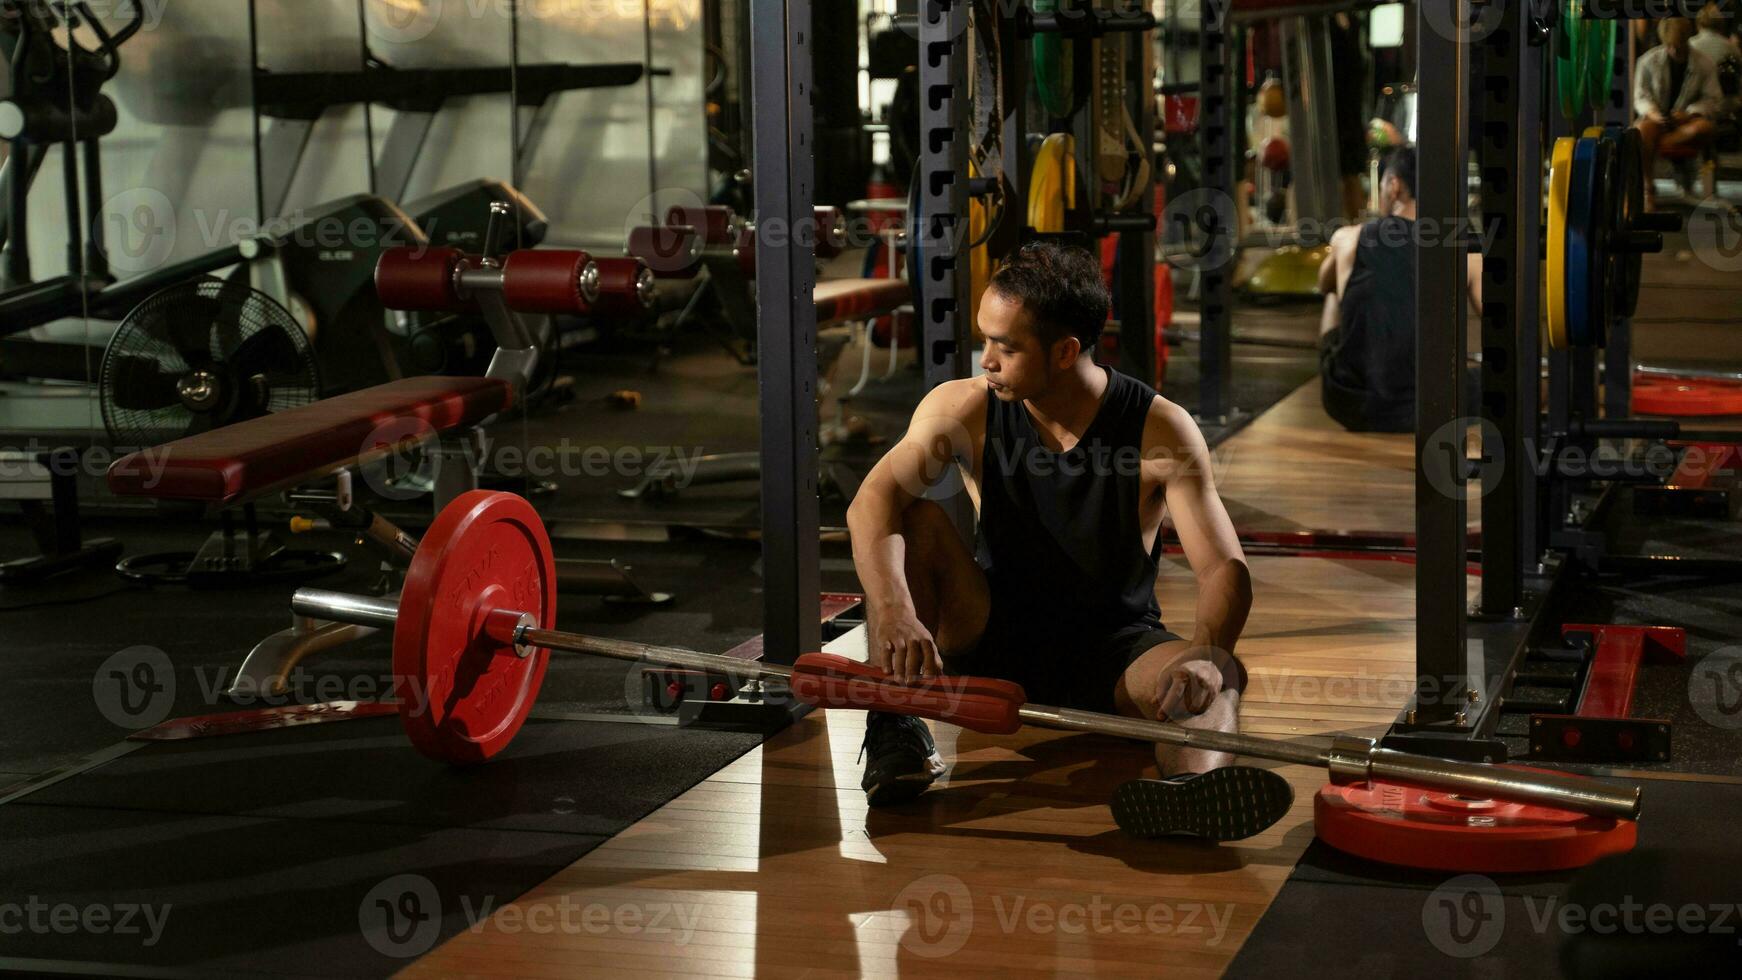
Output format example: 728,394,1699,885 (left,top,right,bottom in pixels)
626,225,703,279
586,258,657,316
500,250,600,315
665,204,740,245
814,206,847,258
375,246,470,312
